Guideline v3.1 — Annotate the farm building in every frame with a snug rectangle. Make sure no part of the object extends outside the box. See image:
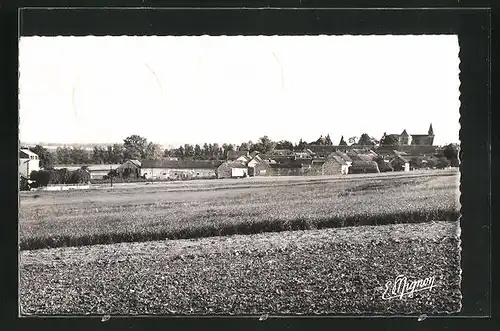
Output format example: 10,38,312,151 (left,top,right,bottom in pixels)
347,149,378,162
217,161,249,179
227,150,250,161
141,160,221,180
323,155,350,175
53,164,121,180
247,155,271,176
19,149,40,178
389,154,411,172
348,160,380,174
268,159,305,176
116,159,141,178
